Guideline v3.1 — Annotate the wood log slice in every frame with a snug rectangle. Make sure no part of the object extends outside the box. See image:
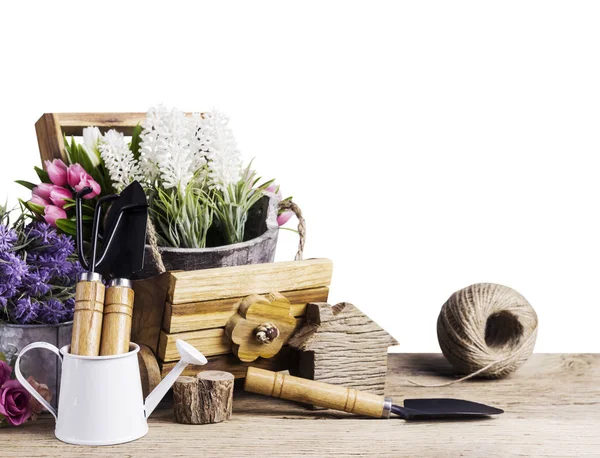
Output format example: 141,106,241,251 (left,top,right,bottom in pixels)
173,370,234,424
